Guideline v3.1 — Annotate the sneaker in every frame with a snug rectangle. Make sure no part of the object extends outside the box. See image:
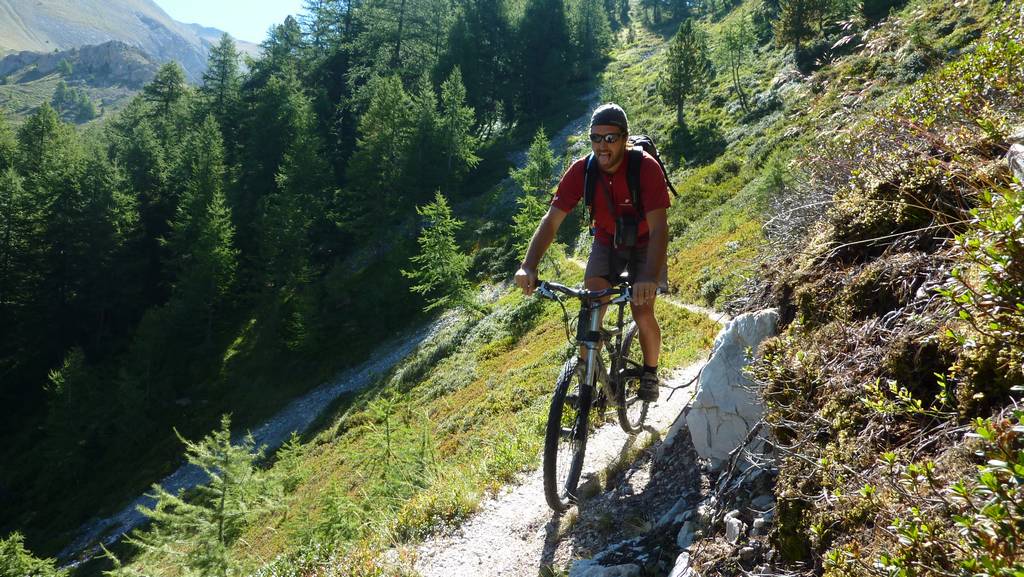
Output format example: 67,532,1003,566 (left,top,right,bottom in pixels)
638,371,660,402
